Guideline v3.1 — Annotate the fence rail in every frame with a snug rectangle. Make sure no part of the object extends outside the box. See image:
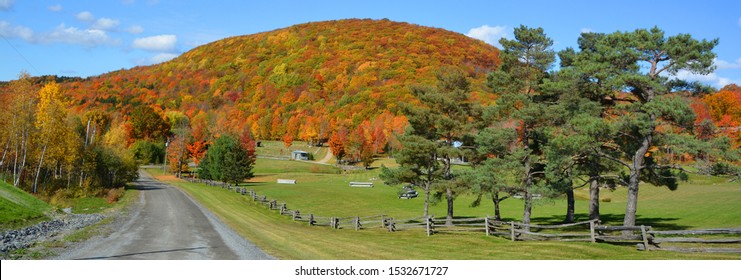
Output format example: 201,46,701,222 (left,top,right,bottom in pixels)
195,178,741,253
